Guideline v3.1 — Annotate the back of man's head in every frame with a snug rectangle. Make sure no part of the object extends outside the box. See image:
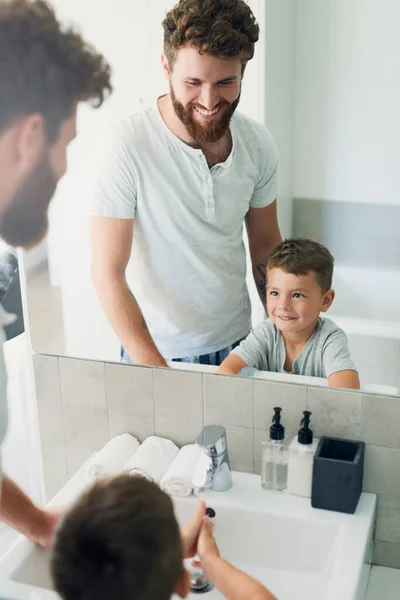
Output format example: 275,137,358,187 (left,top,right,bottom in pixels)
0,0,112,142
51,475,184,600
